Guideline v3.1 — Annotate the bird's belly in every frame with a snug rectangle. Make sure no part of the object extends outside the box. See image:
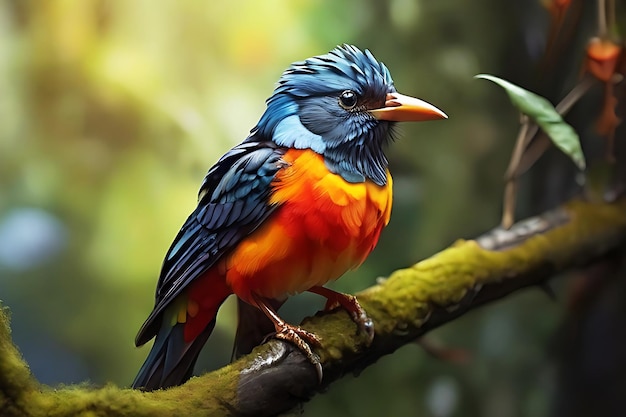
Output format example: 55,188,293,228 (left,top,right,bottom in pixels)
224,149,393,303
225,199,384,302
